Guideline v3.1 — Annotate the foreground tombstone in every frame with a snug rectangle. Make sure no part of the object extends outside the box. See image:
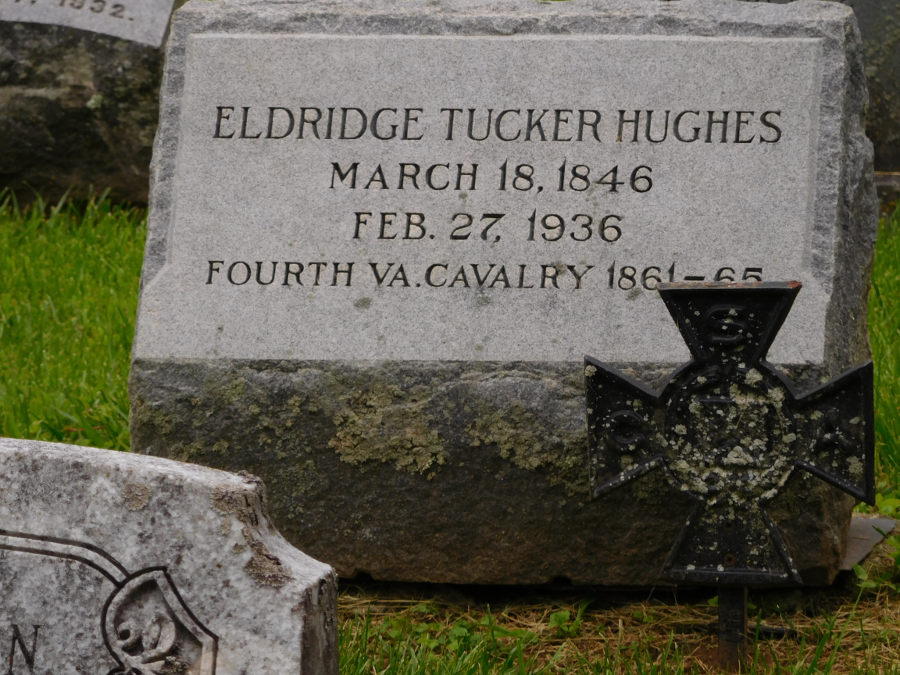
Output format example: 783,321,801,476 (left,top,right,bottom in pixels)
0,437,338,675
585,281,874,666
131,0,877,585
